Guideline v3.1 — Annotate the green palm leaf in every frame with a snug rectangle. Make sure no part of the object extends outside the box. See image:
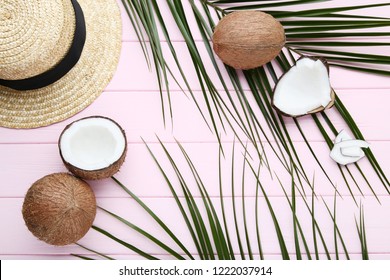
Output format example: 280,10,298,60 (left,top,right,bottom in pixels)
356,204,369,260
75,139,372,259
74,0,388,260
126,0,388,194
